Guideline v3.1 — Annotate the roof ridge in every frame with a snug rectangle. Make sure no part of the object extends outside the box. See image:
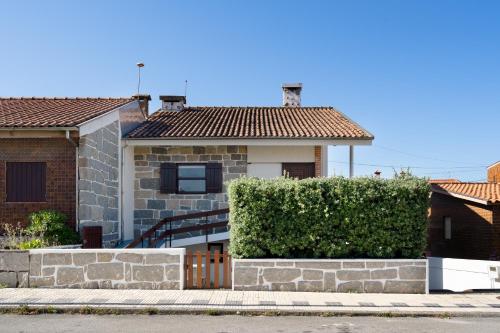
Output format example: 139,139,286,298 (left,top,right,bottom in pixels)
0,97,133,100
